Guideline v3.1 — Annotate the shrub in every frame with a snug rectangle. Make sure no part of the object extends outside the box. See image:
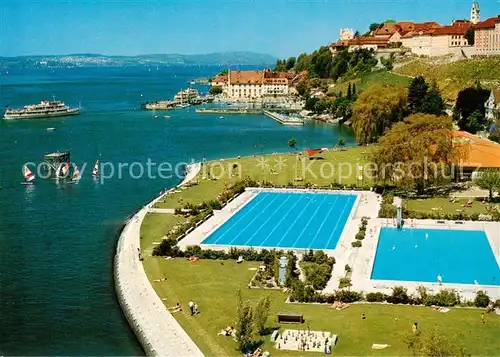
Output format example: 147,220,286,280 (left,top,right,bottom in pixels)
338,277,352,289
344,264,352,273
493,299,500,308
387,286,409,304
474,290,491,308
426,289,459,307
366,292,387,302
351,241,362,248
335,290,362,303
355,232,365,240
